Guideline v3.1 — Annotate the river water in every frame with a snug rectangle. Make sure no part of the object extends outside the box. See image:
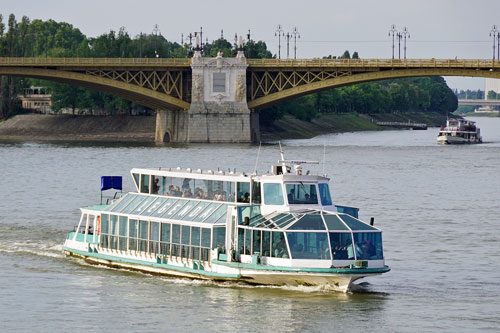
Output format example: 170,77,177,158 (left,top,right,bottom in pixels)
1,117,499,332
